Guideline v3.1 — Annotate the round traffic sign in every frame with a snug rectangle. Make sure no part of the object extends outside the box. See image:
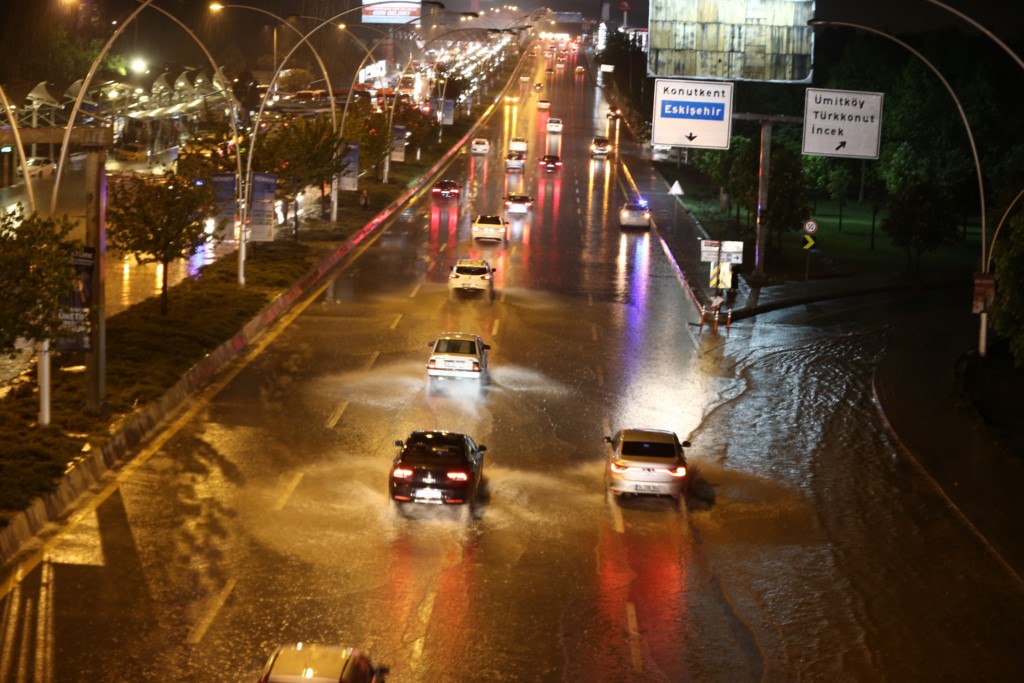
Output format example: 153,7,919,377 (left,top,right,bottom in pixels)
804,219,818,234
